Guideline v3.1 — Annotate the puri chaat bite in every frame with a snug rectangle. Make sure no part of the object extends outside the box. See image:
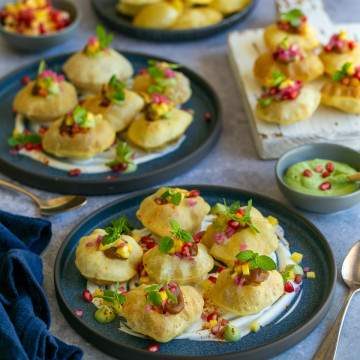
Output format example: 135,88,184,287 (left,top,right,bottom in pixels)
209,250,284,315
13,61,77,123
136,187,210,237
143,220,214,284
253,37,324,85
63,26,133,94
320,31,360,76
264,9,319,51
321,62,360,114
201,200,278,267
127,93,193,150
42,105,116,159
132,60,191,105
82,75,144,133
122,282,204,342
255,72,320,125
75,217,143,284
